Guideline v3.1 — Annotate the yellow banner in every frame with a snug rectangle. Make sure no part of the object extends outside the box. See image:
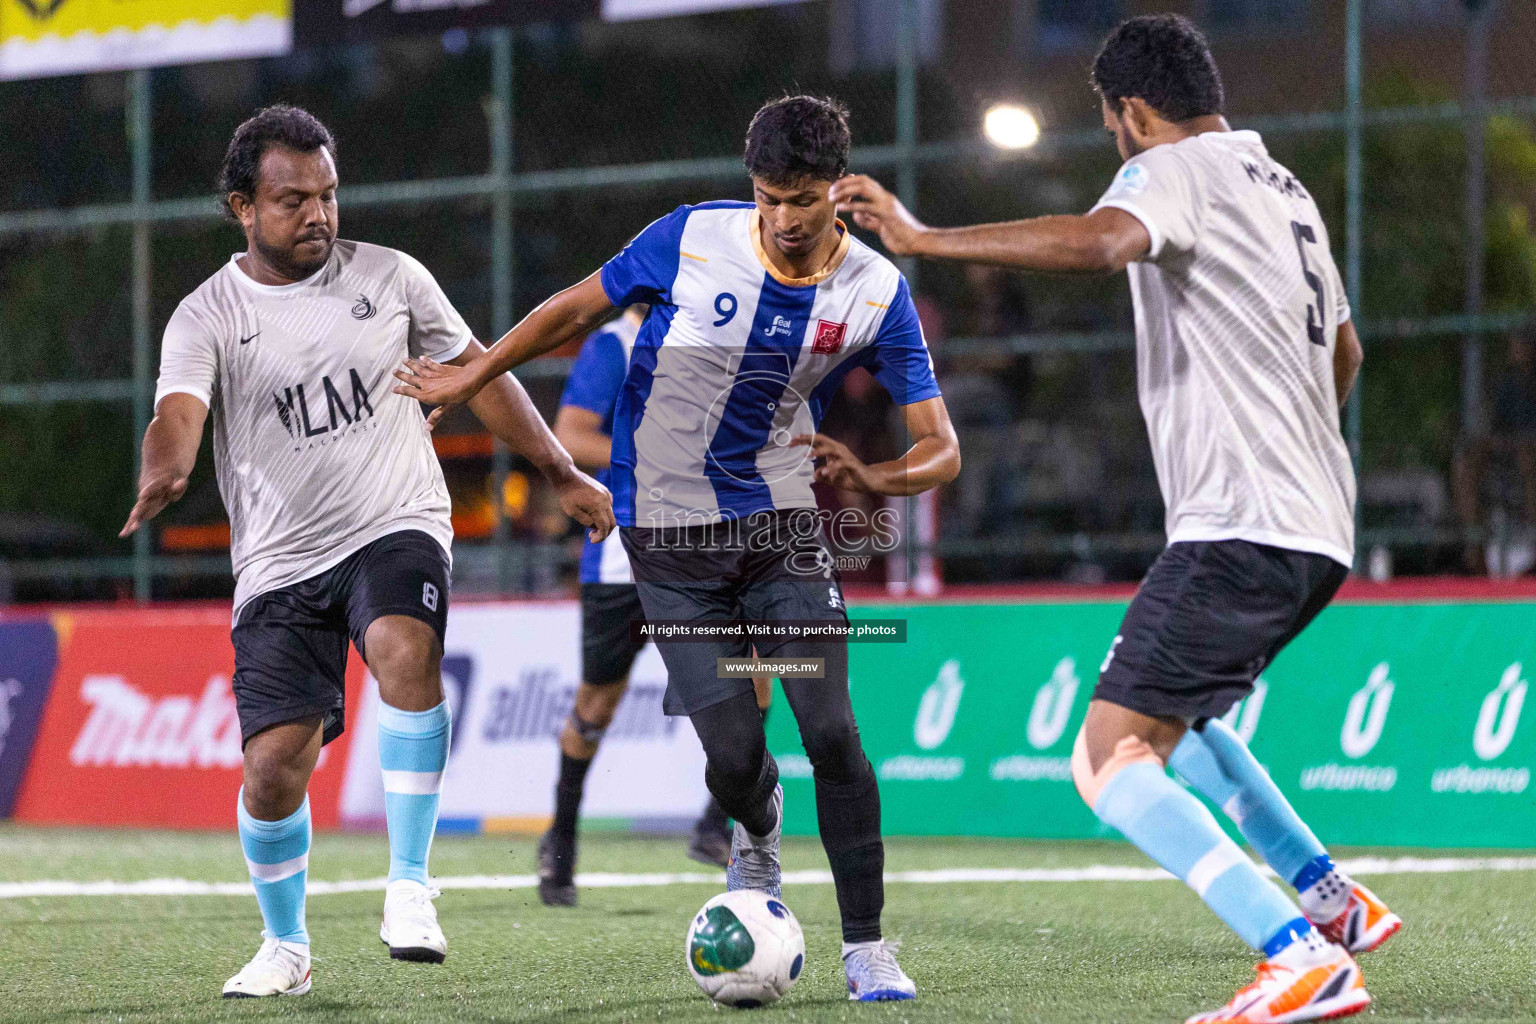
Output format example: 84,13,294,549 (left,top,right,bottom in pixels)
1,0,291,80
